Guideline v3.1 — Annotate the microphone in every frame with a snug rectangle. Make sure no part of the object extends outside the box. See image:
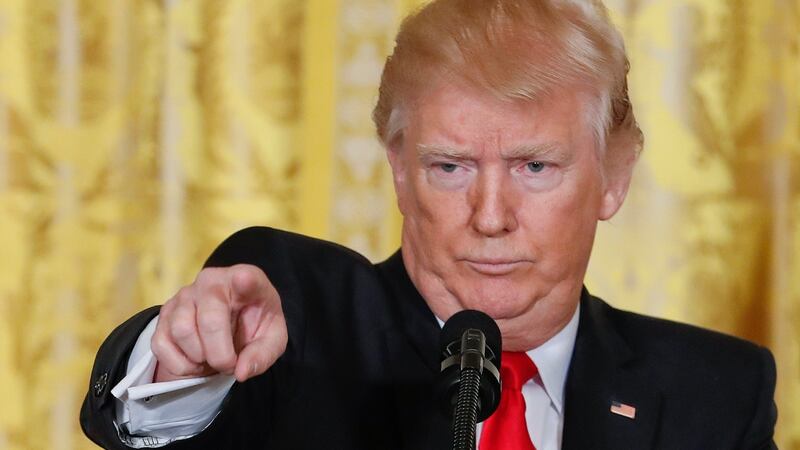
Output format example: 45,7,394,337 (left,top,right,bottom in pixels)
436,310,502,450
